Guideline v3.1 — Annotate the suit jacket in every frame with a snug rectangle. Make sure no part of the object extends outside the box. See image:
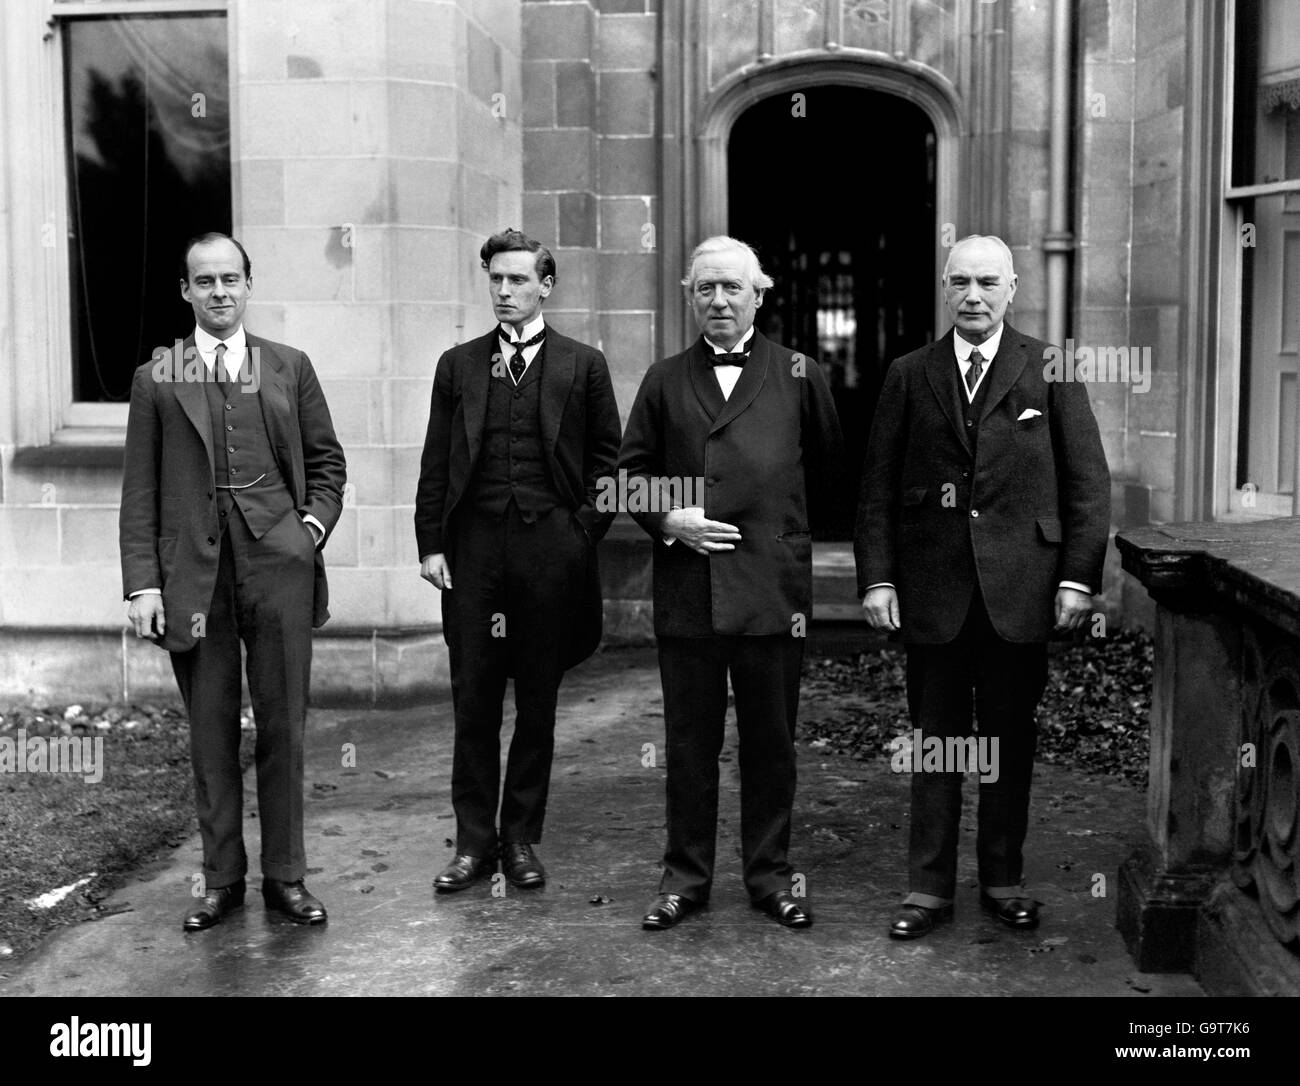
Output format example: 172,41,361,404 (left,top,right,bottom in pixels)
618,331,845,637
413,324,623,668
853,323,1111,644
119,333,347,654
